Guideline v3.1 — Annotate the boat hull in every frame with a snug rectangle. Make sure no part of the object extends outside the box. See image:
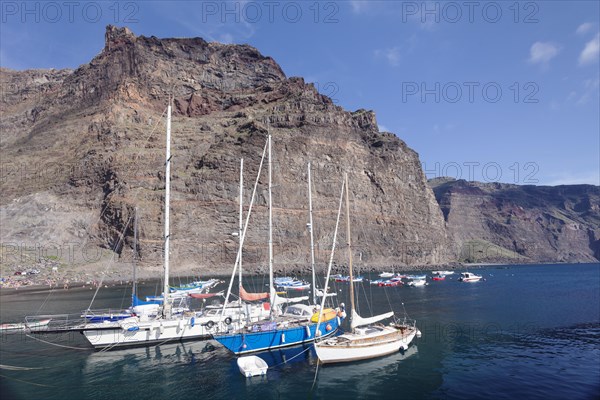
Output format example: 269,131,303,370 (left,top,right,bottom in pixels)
237,356,268,377
213,317,341,355
315,326,417,364
82,315,236,350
